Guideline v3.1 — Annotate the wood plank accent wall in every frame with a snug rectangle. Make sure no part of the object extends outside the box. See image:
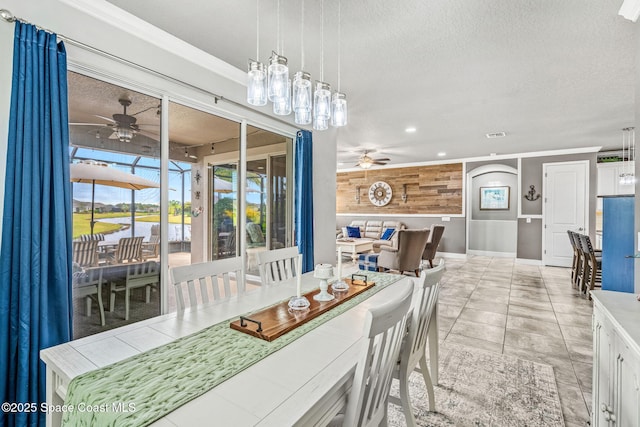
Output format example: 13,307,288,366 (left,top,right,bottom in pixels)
336,163,463,215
